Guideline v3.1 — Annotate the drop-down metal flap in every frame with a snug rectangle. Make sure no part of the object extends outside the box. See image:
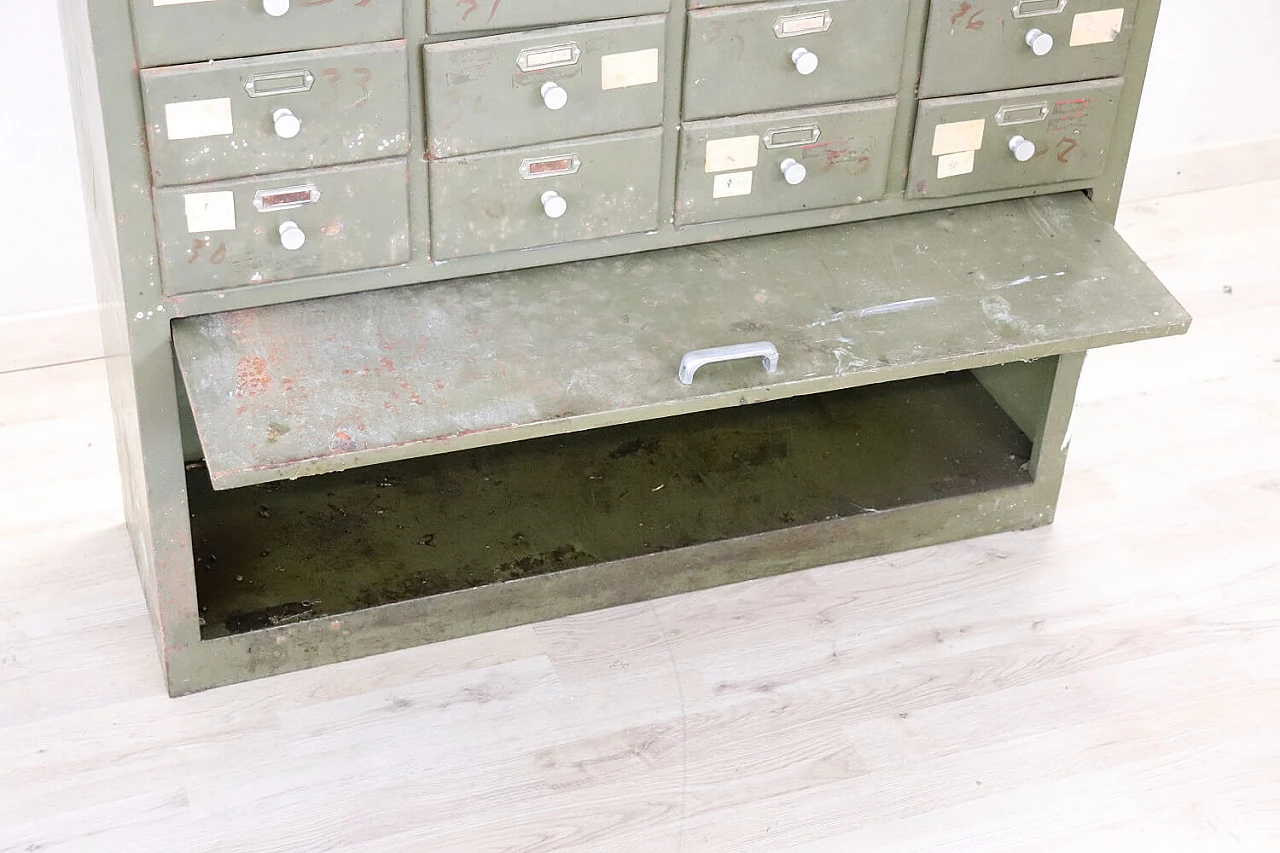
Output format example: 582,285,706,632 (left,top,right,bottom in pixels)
173,192,1190,490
